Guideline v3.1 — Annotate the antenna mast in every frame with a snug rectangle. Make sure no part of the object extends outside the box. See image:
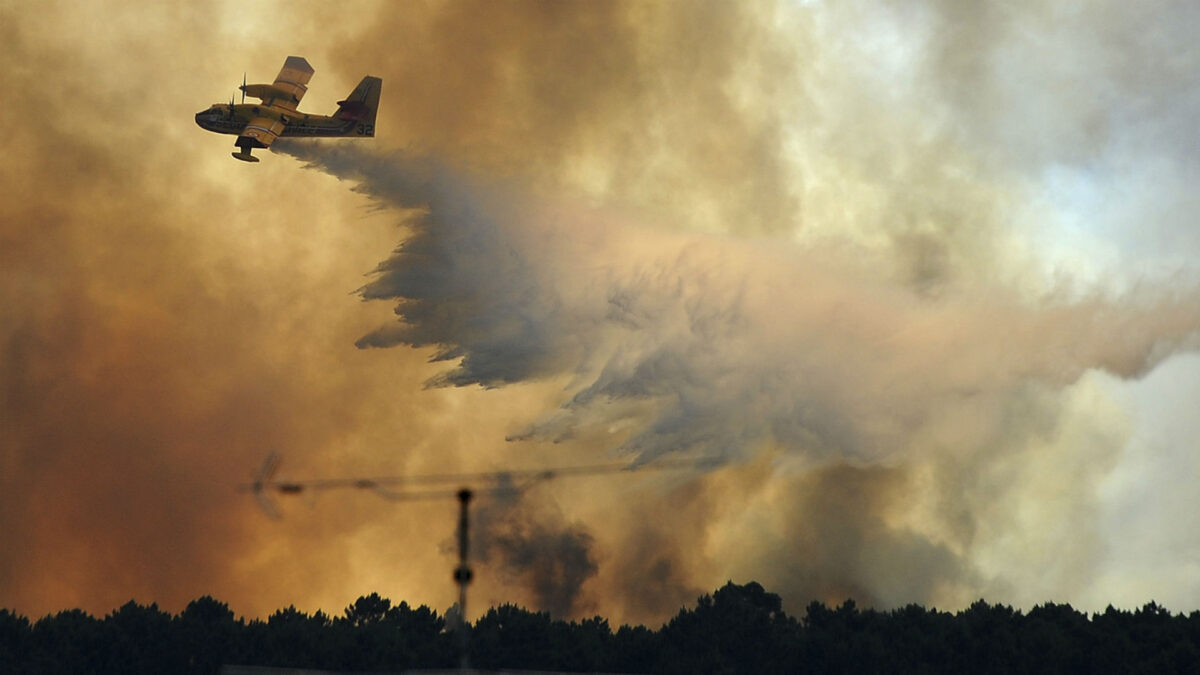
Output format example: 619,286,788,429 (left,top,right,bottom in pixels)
454,488,473,670
242,454,719,668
